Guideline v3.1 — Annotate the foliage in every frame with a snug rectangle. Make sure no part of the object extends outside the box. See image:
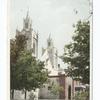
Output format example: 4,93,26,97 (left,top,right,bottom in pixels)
49,82,64,95
10,34,28,90
29,91,36,100
62,20,90,84
73,91,89,100
10,34,27,64
10,34,48,99
15,50,48,90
